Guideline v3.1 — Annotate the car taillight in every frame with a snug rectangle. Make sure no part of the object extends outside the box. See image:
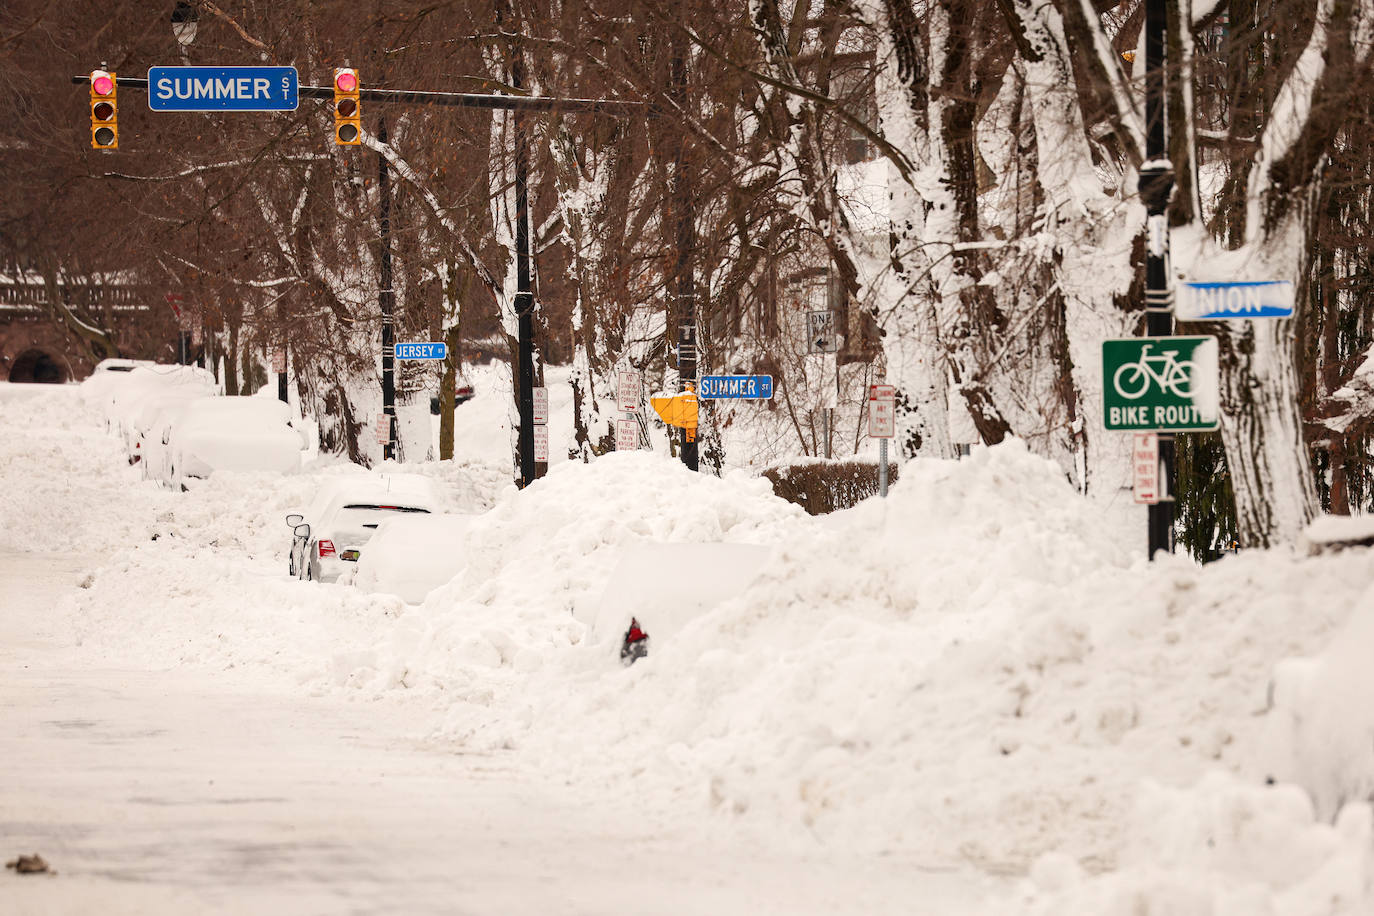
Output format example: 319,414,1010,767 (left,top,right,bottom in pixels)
318,540,336,558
